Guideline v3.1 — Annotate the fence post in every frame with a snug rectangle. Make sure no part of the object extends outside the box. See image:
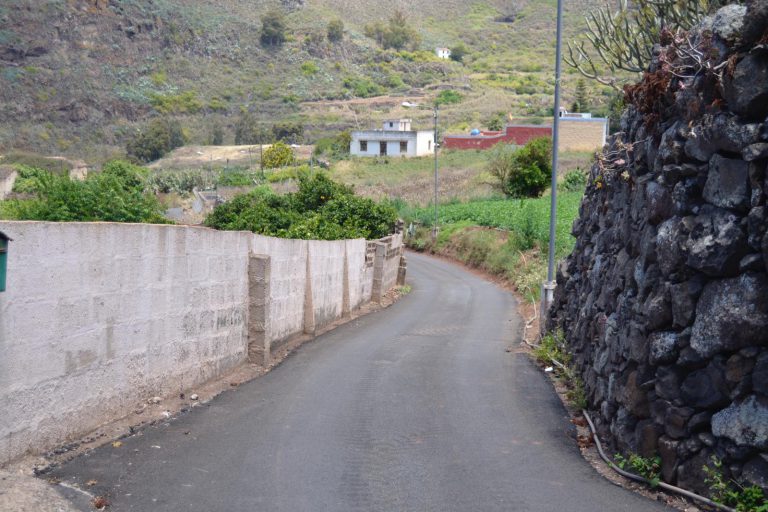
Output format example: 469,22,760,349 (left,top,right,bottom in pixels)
248,254,271,366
